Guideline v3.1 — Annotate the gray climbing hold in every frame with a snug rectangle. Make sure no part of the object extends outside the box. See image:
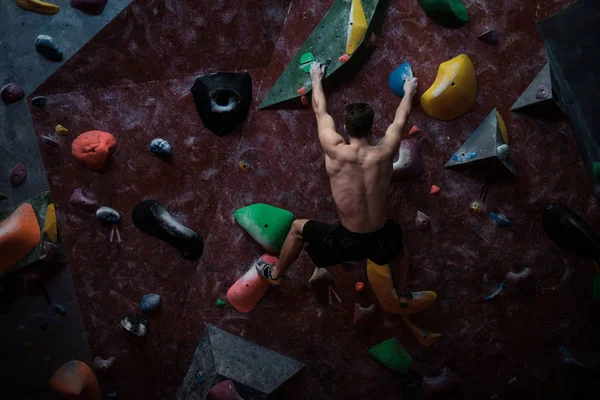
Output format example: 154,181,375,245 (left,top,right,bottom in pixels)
559,346,595,370
94,356,116,371
31,96,47,108
121,315,148,338
35,35,63,62
496,144,510,160
1,83,25,105
511,63,563,119
53,303,68,315
149,138,172,157
70,188,100,212
308,267,332,285
141,293,161,313
40,135,59,155
415,211,431,232
478,30,499,45
96,207,120,223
